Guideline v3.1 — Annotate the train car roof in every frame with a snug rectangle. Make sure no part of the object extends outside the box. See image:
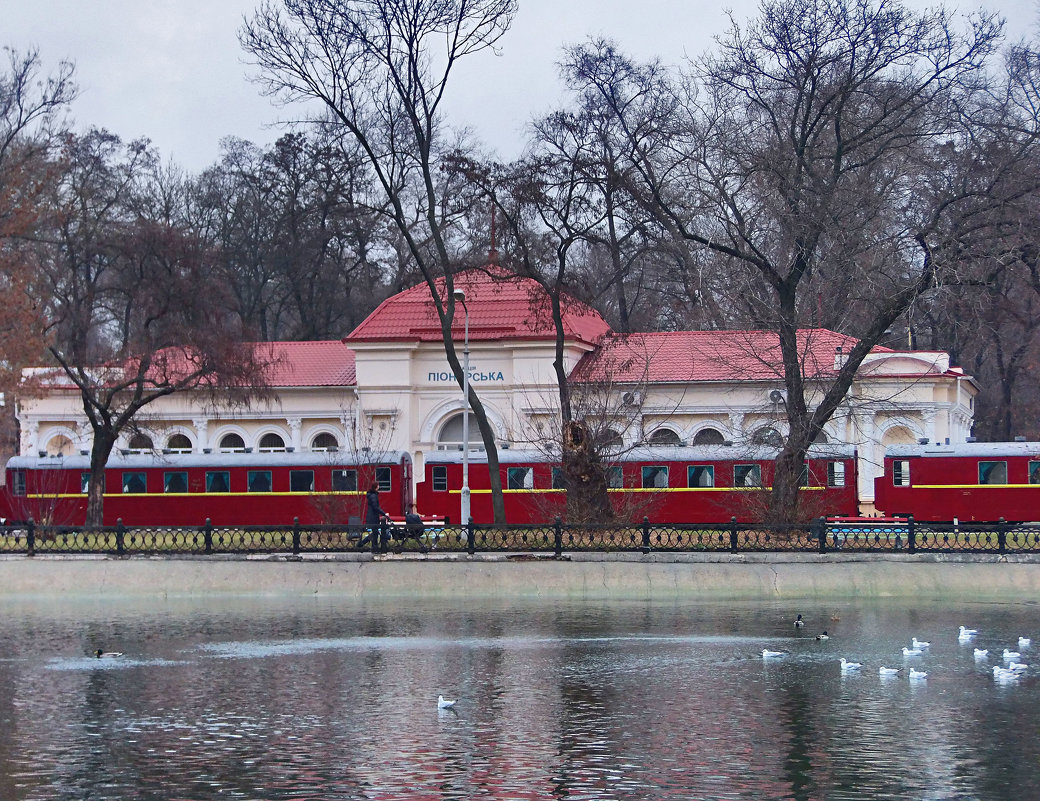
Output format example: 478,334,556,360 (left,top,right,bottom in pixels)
424,443,857,465
885,441,1040,458
5,450,411,470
